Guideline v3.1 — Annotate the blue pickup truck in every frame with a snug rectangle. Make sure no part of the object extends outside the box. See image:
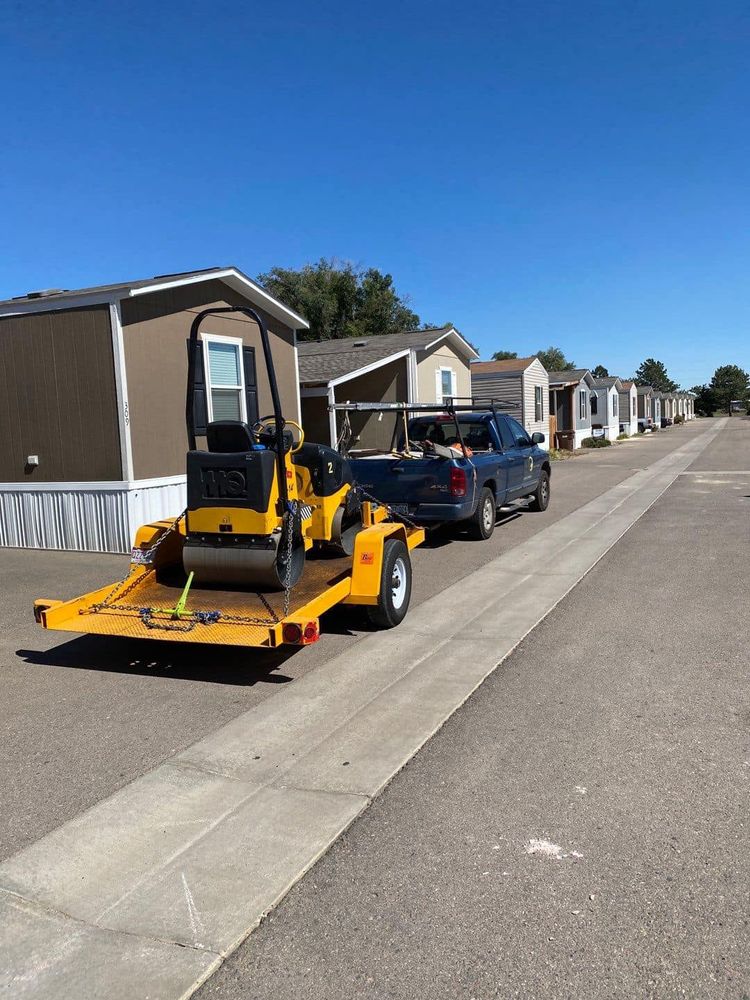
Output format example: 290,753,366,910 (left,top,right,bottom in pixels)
349,410,551,540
